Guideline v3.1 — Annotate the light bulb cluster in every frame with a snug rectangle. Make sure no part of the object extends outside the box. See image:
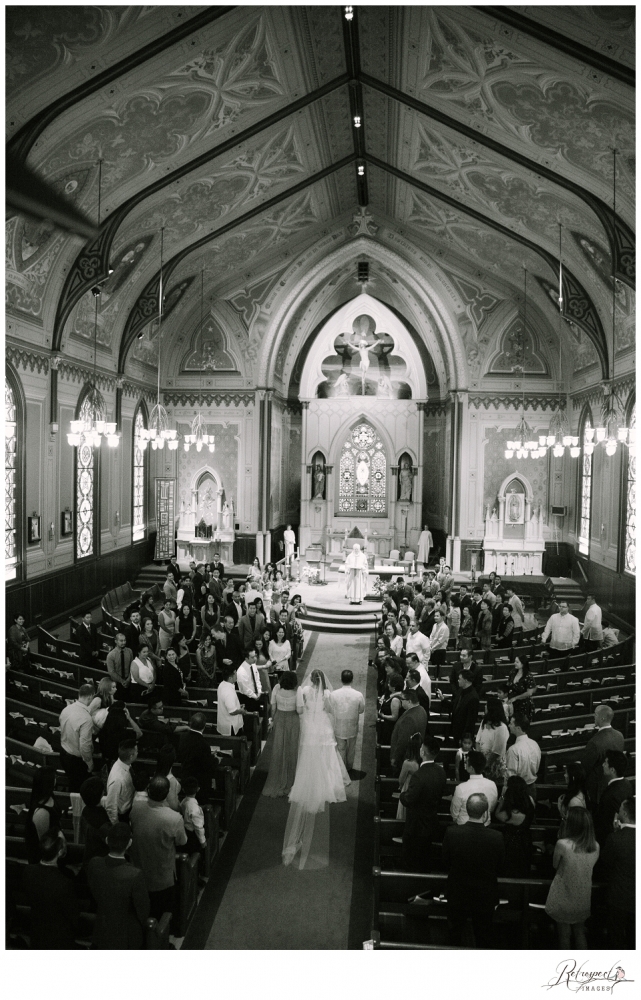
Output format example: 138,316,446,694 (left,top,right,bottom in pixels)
353,115,361,128
584,418,632,459
357,164,365,176
183,413,215,453
344,6,353,21
139,427,179,451
67,419,120,449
